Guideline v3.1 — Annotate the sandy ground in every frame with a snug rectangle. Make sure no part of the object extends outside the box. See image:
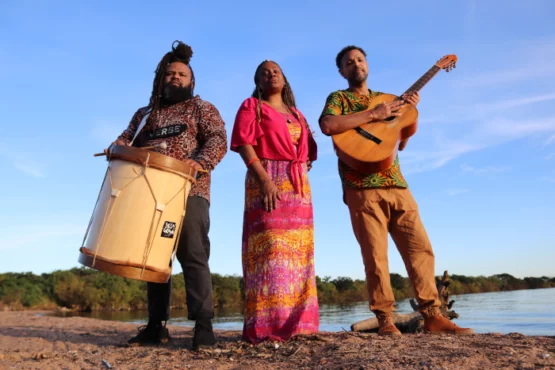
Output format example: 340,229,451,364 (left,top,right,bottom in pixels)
0,311,554,369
